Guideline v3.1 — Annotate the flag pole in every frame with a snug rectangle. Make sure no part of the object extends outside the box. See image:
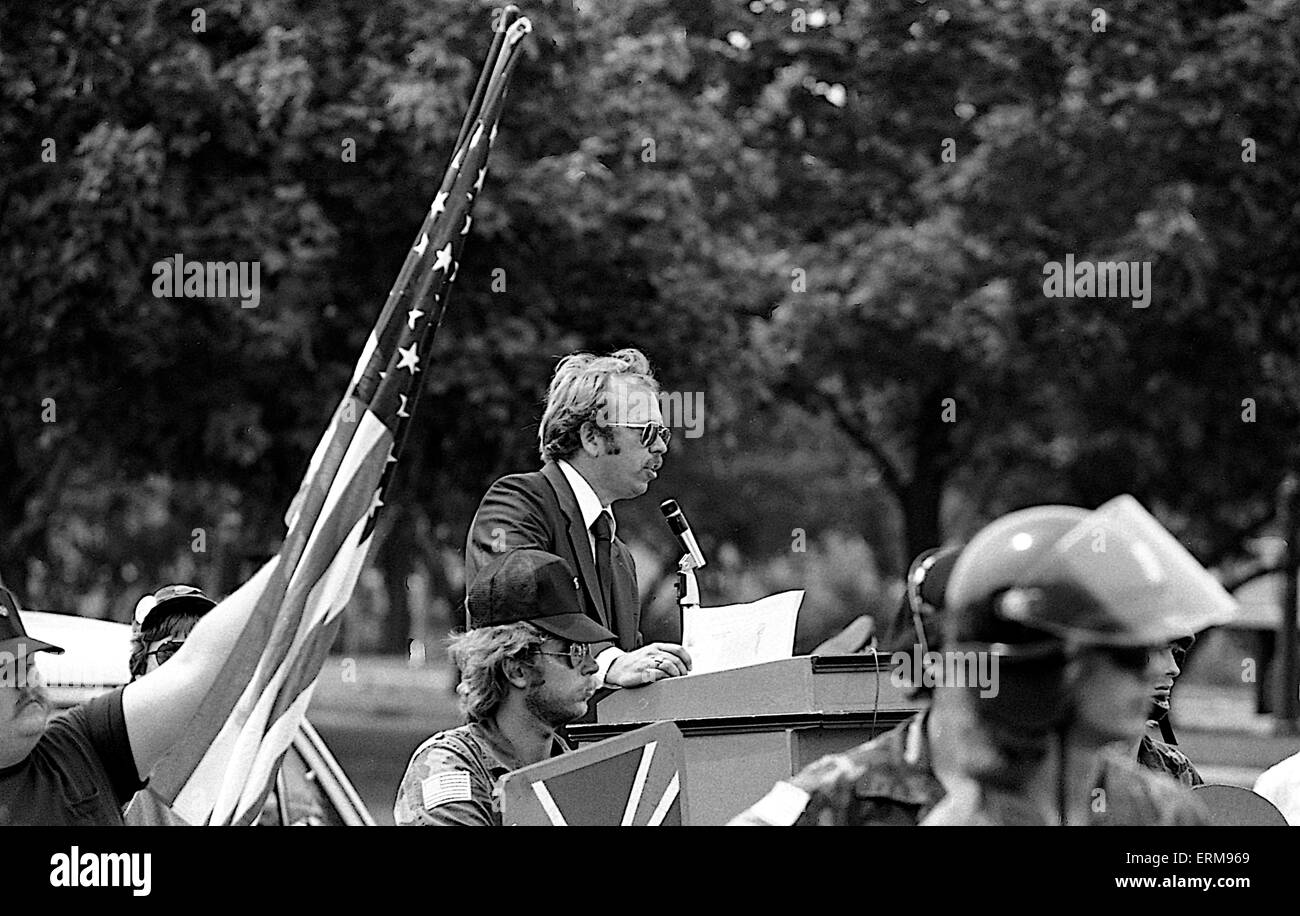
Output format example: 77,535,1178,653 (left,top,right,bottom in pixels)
455,5,520,152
